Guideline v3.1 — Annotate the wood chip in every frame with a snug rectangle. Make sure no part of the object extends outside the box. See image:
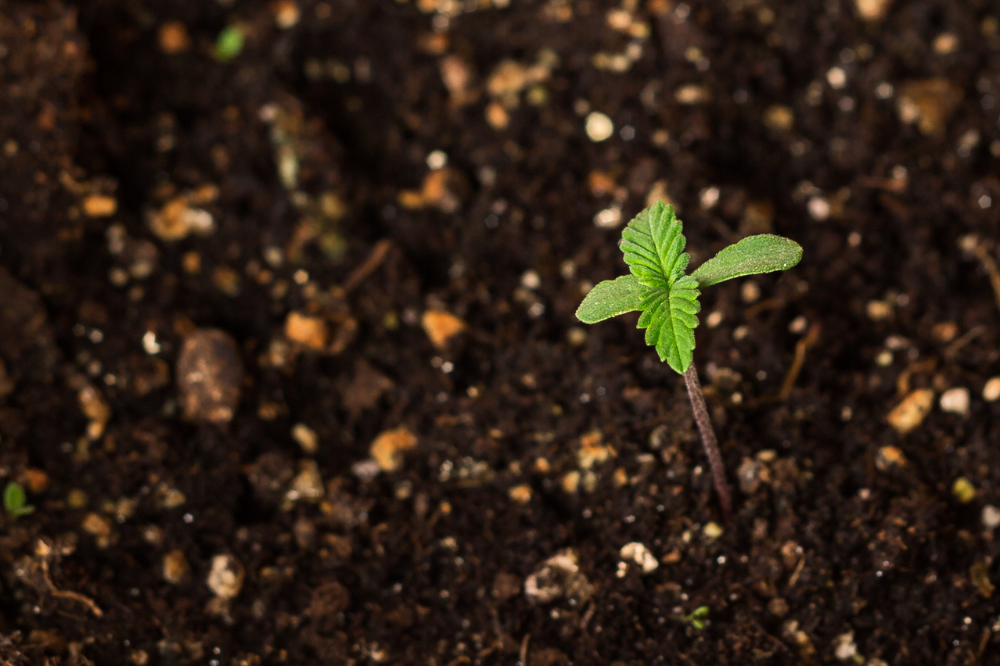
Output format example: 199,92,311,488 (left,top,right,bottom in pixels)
422,310,466,348
887,388,934,436
82,194,117,218
284,311,329,350
369,426,417,472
